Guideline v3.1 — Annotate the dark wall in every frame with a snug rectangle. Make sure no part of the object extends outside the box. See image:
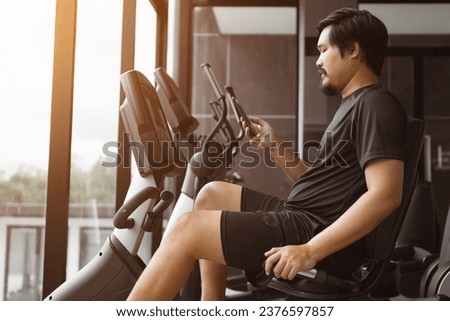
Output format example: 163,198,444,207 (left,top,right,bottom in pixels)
190,6,297,198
